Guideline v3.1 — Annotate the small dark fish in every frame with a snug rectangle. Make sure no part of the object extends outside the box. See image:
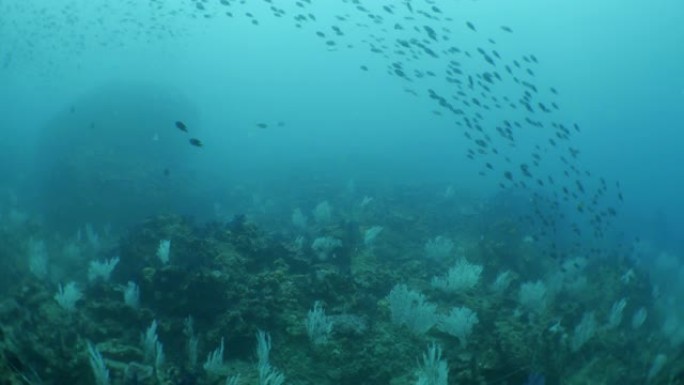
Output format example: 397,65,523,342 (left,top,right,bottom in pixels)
189,138,203,147
70,106,76,114
466,21,476,32
175,121,188,132
520,163,532,177
163,168,170,177
500,25,513,33
256,123,268,129
360,65,368,71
